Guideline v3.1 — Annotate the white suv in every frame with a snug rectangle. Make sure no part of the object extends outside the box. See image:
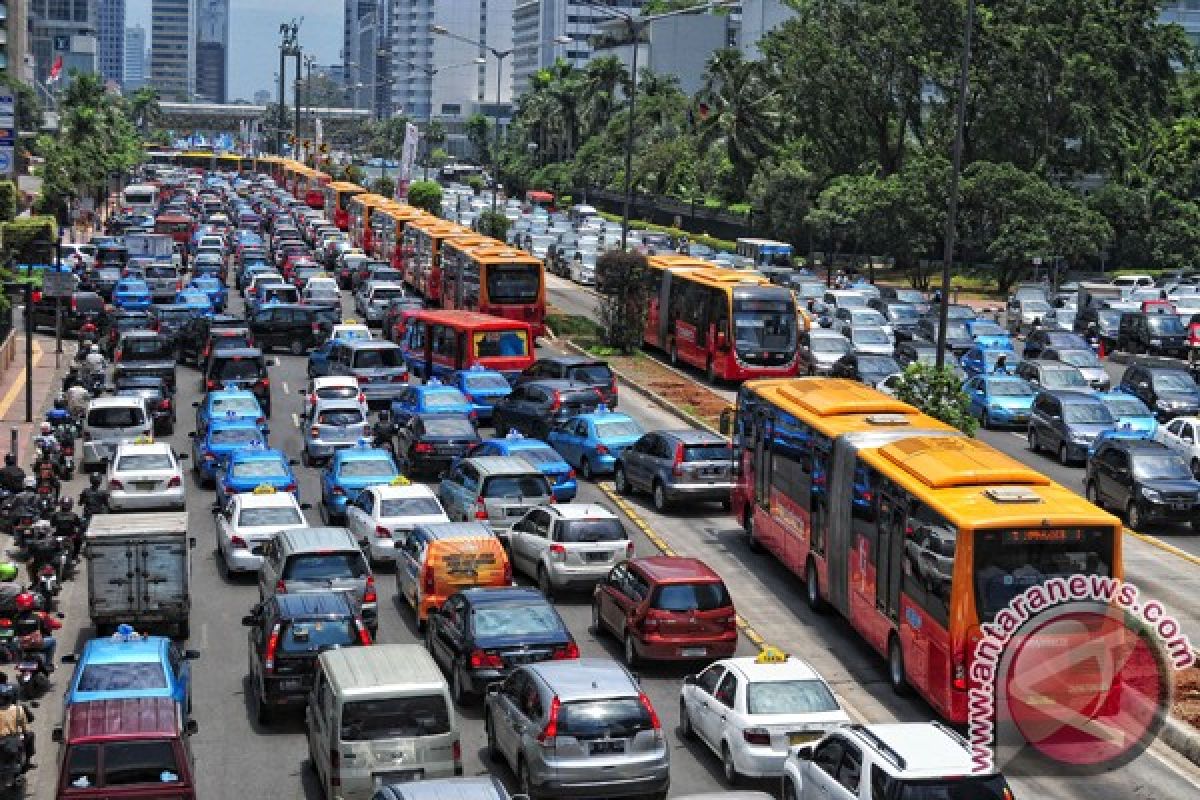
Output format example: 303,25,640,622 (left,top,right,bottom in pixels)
782,723,1013,800
507,503,633,599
